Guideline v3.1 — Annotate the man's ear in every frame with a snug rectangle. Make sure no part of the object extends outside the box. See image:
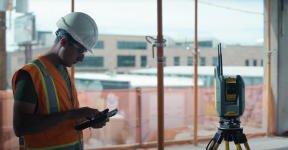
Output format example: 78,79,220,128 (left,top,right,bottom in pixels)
59,37,68,48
